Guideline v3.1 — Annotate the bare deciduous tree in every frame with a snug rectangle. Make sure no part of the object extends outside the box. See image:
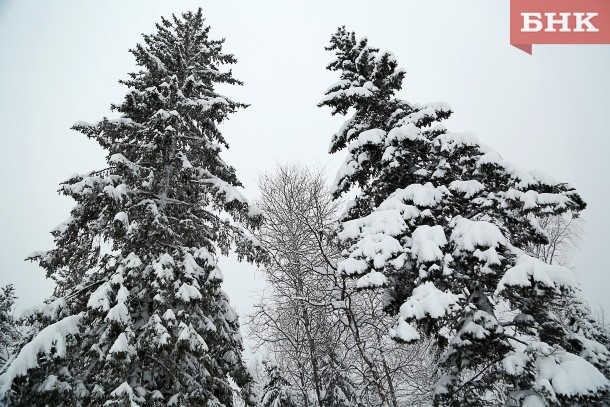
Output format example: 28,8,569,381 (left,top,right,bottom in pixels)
248,163,437,407
248,163,345,406
525,214,583,267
